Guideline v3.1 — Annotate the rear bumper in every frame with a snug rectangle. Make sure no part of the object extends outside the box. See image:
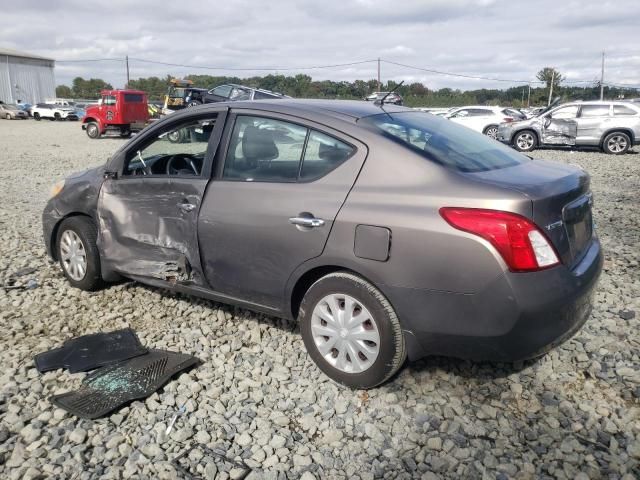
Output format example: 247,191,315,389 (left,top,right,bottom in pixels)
389,237,603,362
